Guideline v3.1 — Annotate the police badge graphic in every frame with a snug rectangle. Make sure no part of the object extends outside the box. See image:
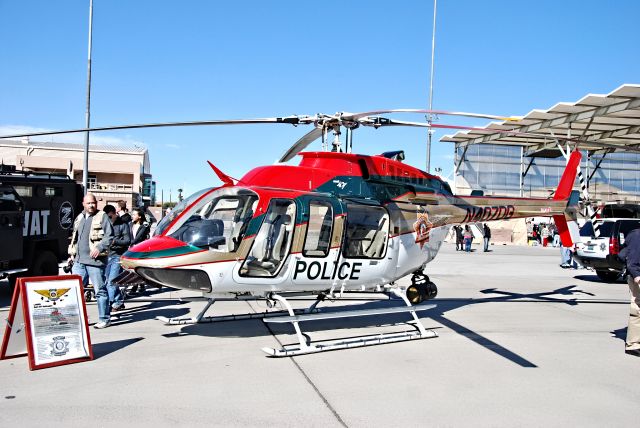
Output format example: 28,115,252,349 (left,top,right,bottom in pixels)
413,211,433,249
50,336,70,356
